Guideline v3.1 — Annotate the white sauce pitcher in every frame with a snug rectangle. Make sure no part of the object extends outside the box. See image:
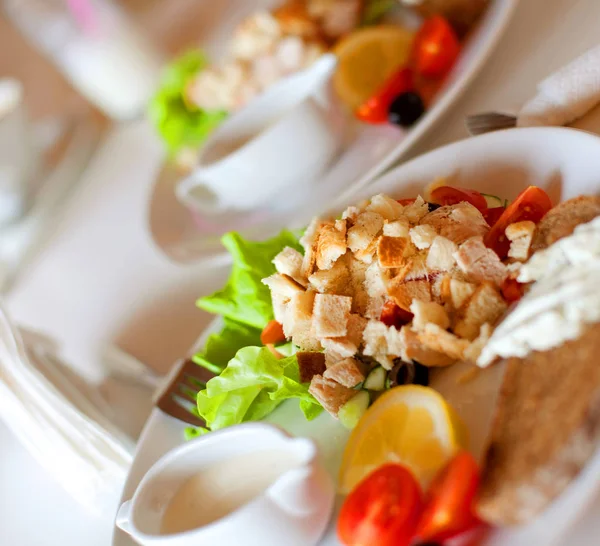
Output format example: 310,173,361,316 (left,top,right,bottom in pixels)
116,423,335,546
